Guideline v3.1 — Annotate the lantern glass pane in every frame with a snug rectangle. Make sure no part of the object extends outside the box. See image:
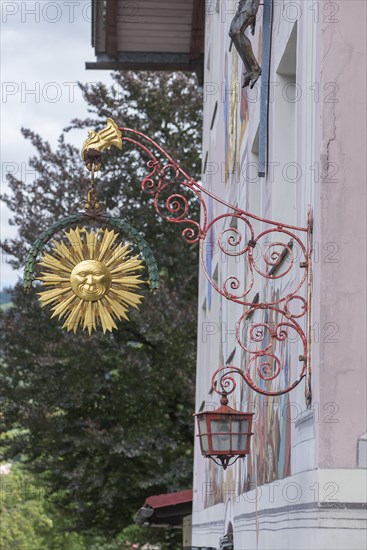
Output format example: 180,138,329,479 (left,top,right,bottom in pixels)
199,419,207,434
231,433,248,451
211,419,230,434
200,435,209,453
232,419,240,434
232,418,249,434
212,434,231,452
